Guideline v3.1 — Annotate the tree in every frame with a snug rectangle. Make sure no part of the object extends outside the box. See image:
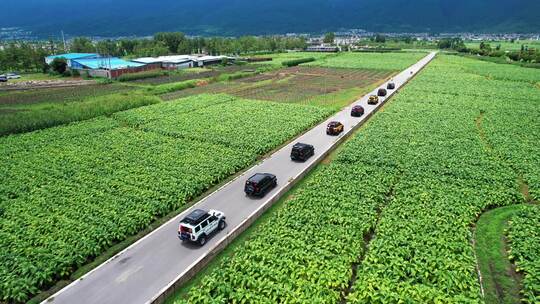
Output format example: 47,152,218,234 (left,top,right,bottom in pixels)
118,39,138,56
374,34,386,43
71,37,94,53
177,39,192,54
96,40,119,56
437,38,467,52
50,58,68,74
479,42,491,51
323,32,335,44
154,32,185,53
